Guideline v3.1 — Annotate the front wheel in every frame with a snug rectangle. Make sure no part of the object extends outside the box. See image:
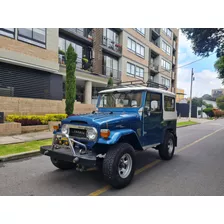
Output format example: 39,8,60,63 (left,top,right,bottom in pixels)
102,143,136,189
158,132,175,160
50,157,76,170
